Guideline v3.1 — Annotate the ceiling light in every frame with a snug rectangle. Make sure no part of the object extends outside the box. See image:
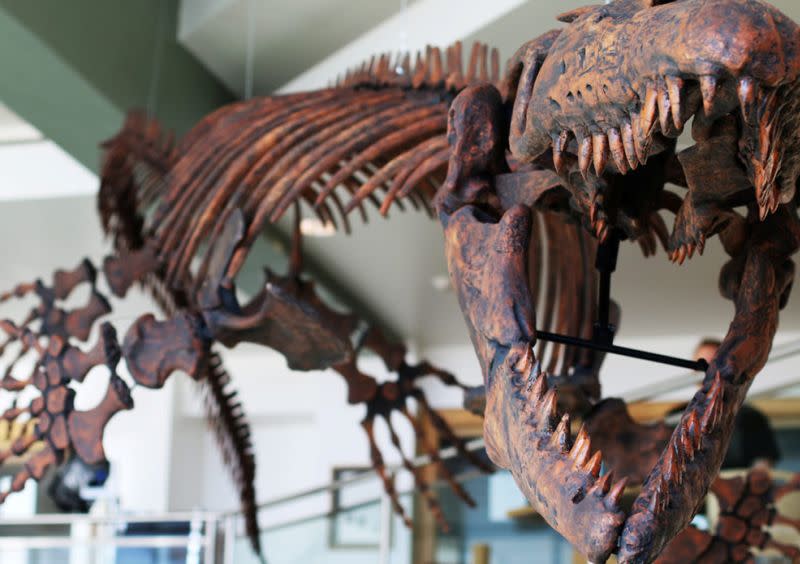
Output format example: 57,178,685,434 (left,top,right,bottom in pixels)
299,217,336,237
431,274,452,292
